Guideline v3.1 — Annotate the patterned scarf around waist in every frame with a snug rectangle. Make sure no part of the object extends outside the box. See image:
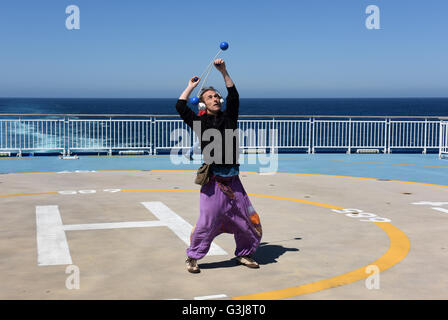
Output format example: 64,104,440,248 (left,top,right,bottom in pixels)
211,175,237,199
